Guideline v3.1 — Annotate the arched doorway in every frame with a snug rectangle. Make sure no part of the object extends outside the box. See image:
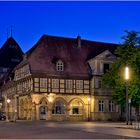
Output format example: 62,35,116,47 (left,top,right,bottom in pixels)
39,106,47,120
39,98,48,120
